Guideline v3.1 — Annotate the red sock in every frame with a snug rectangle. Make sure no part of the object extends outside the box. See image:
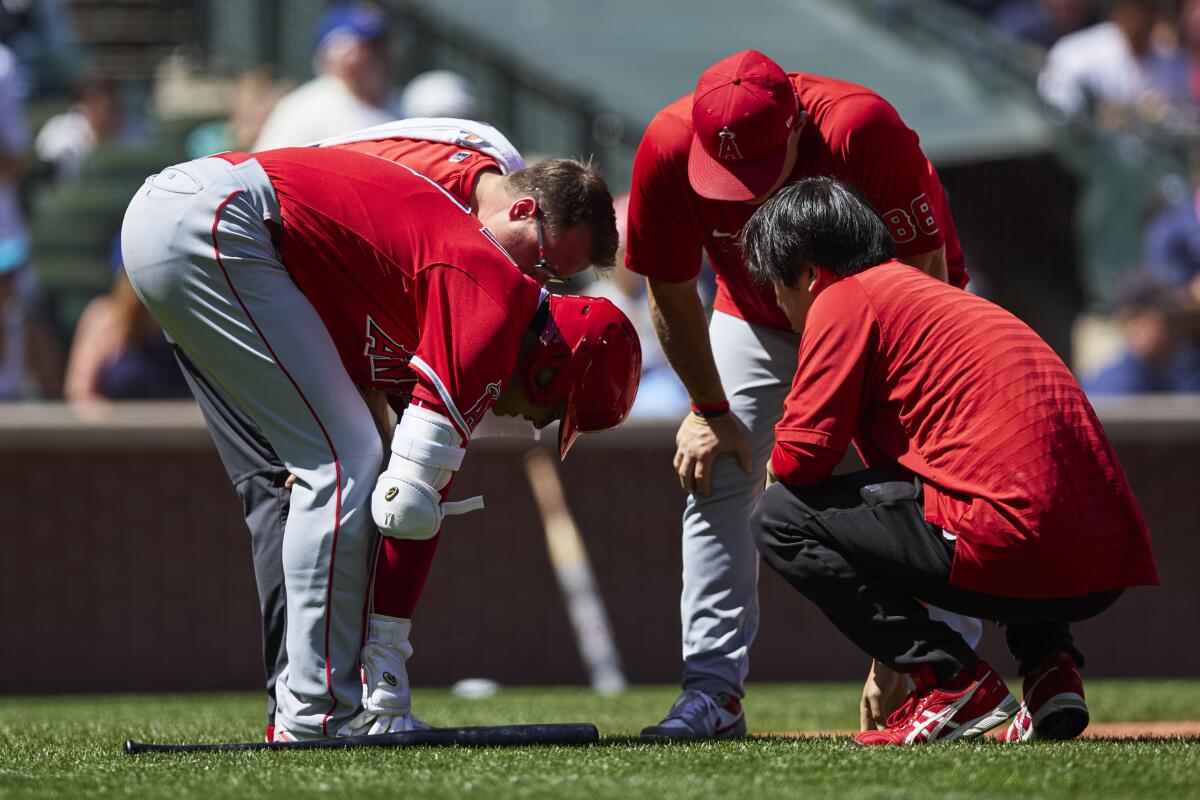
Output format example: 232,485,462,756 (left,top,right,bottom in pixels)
371,534,441,618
